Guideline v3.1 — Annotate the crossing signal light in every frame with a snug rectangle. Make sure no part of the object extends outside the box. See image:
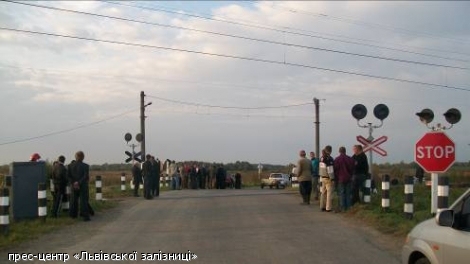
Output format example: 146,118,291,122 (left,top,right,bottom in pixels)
373,104,389,120
443,108,461,125
124,133,132,143
351,104,367,120
416,108,434,124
